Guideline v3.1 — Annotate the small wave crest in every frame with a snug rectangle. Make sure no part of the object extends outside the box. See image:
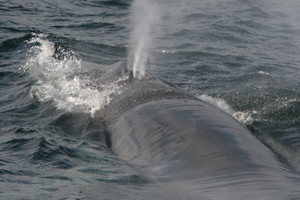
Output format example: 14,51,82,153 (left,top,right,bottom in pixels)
21,34,121,116
197,94,256,126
